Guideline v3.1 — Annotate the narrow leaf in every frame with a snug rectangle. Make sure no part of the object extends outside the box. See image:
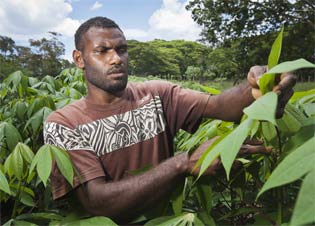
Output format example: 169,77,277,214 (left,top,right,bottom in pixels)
197,134,229,179
220,118,253,179
51,146,74,186
35,146,53,187
3,122,22,151
65,216,118,226
268,26,284,70
12,148,24,180
243,92,277,125
257,137,315,198
291,169,315,226
0,169,11,194
16,143,34,164
259,26,284,94
267,58,315,74
171,179,185,215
